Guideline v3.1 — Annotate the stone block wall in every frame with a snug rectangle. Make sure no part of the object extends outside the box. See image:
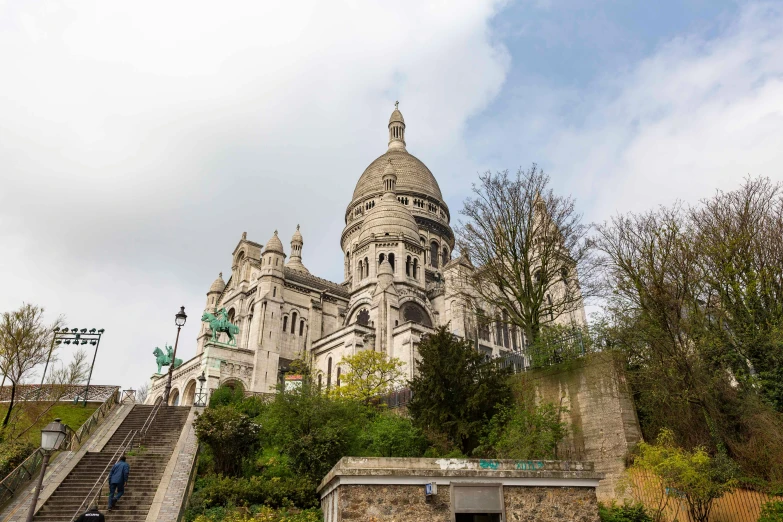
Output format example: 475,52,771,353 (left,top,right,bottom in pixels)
331,484,599,522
